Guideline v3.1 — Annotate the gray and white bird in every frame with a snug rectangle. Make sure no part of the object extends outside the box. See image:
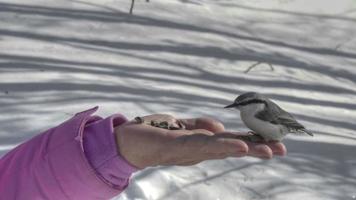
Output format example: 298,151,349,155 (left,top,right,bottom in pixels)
224,92,313,142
